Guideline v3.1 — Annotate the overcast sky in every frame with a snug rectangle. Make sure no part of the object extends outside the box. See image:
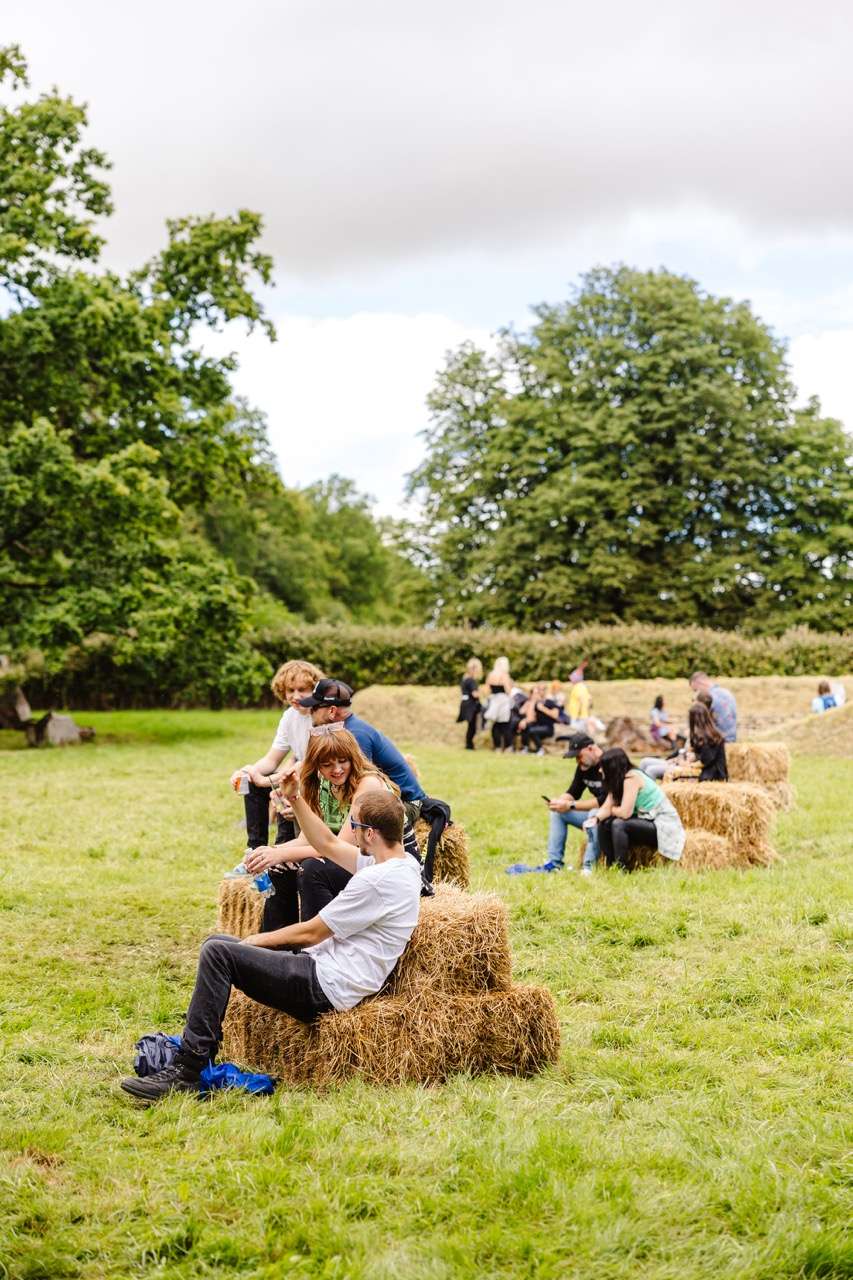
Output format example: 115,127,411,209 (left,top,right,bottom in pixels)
6,1,853,510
